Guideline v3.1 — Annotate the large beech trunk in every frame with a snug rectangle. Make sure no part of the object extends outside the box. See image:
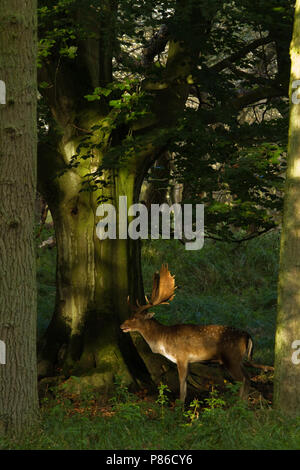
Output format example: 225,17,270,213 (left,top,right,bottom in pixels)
38,139,152,389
